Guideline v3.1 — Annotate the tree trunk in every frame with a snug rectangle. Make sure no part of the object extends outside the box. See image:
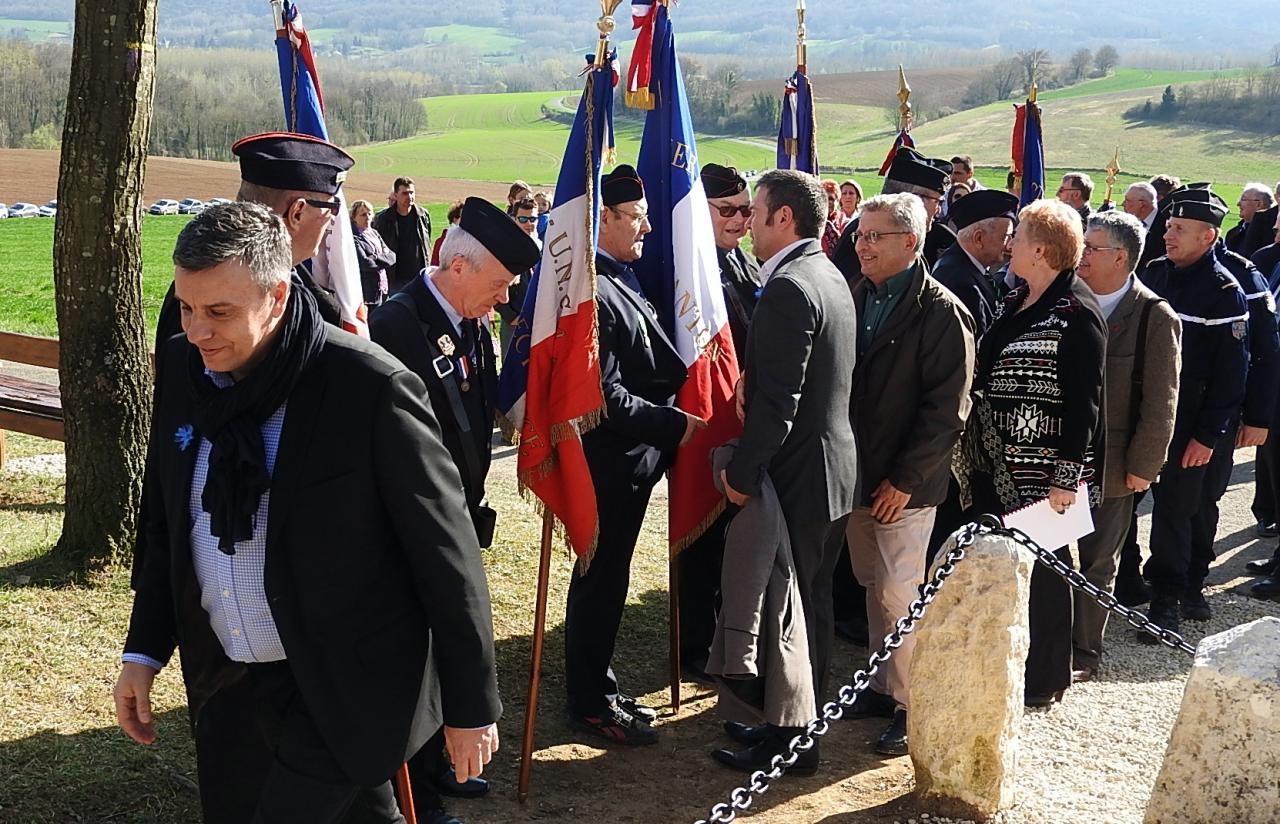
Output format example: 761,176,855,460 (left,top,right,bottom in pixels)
51,0,158,572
